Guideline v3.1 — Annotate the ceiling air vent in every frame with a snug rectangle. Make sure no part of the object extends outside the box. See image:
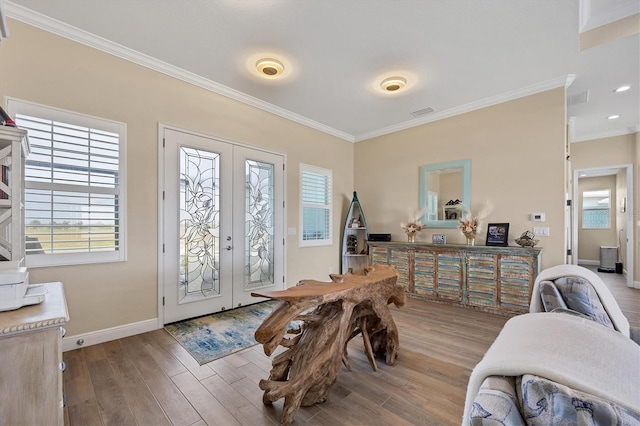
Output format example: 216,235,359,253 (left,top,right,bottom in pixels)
568,90,589,106
411,107,435,117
